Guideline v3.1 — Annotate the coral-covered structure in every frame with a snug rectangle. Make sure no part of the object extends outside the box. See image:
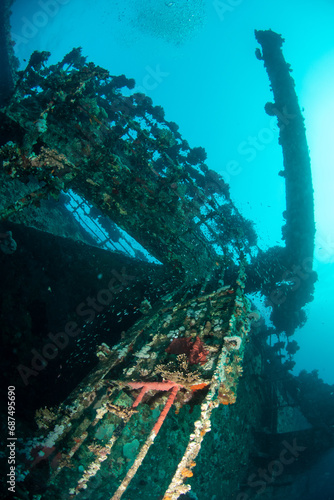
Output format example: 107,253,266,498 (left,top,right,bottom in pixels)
15,267,250,499
0,26,320,500
0,47,257,283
